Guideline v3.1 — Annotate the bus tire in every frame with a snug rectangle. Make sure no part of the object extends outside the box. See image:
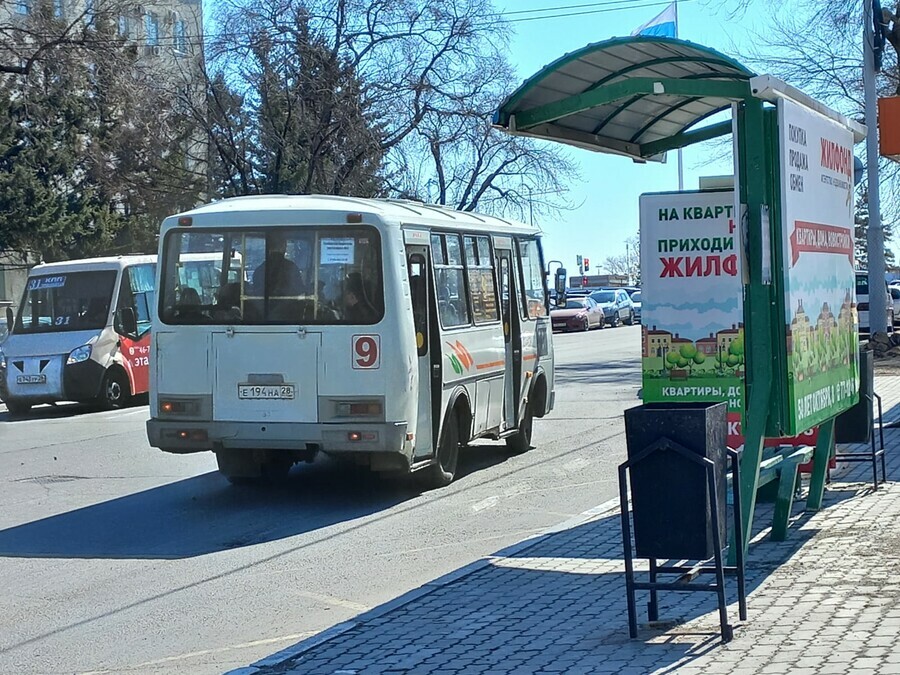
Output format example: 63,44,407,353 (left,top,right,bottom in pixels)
6,400,31,416
260,457,293,484
216,449,259,485
423,411,460,488
100,368,130,409
506,399,535,455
